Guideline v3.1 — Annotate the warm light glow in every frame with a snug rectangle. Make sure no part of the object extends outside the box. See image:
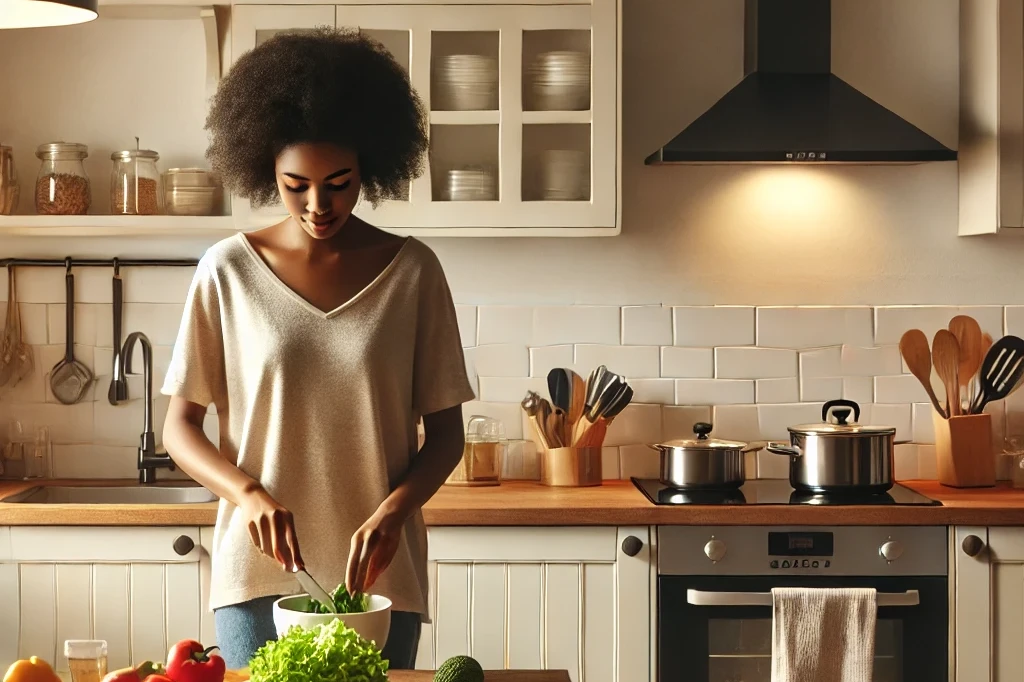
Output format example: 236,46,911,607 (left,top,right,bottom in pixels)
0,0,97,29
726,166,860,224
